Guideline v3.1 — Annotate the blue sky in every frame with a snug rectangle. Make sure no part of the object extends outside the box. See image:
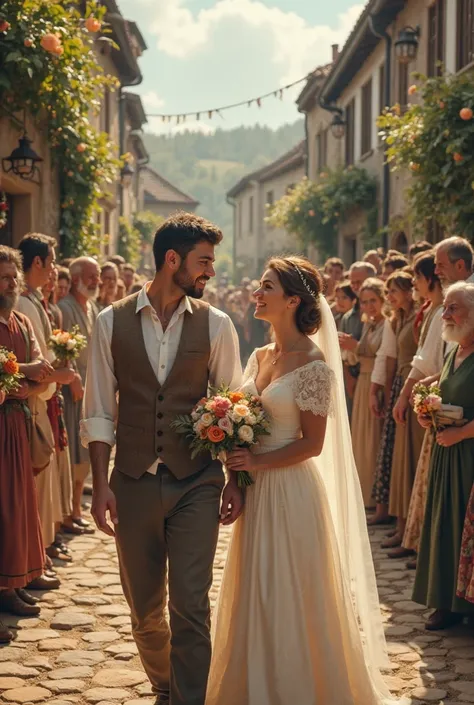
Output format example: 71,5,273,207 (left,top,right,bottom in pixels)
118,0,363,134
